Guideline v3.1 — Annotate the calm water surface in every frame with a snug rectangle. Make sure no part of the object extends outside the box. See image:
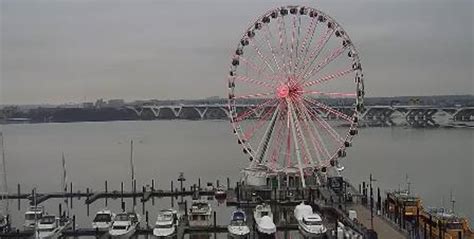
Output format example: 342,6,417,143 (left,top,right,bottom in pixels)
1,121,473,234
